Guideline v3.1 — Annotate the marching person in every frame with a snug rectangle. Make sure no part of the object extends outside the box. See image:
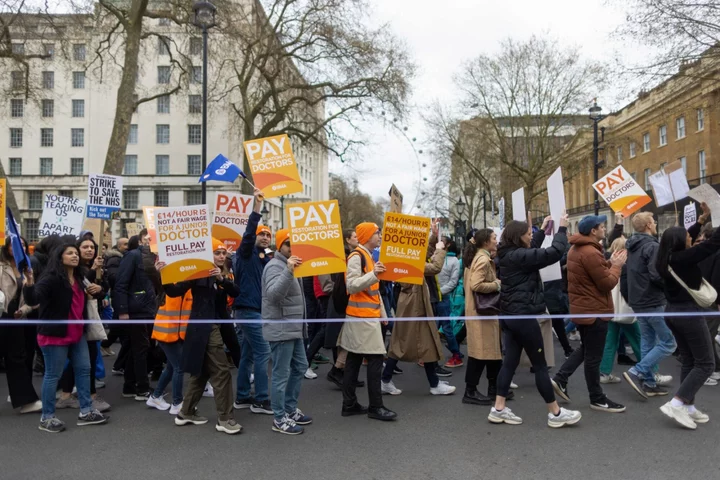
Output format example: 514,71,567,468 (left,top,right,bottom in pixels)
262,229,312,435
